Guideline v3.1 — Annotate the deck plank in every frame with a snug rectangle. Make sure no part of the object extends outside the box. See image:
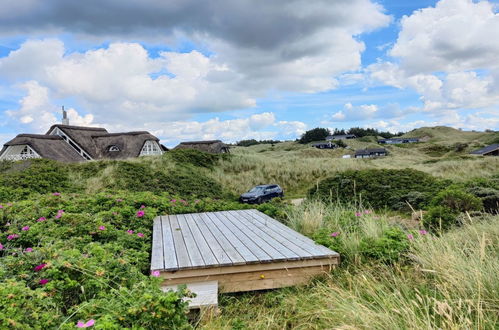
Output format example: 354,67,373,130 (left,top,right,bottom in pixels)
215,211,273,261
151,217,165,270
190,213,233,266
233,210,314,258
184,214,219,266
204,212,260,263
160,216,179,270
198,213,246,265
222,211,295,261
248,209,337,256
176,214,206,268
169,215,192,269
